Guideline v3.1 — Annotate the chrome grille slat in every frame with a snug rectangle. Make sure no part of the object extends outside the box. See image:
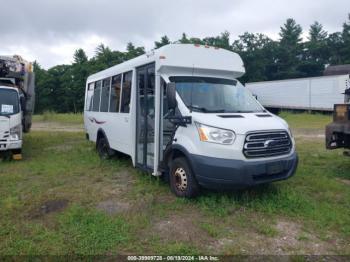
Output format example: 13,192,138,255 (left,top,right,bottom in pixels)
246,132,288,141
243,131,292,158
